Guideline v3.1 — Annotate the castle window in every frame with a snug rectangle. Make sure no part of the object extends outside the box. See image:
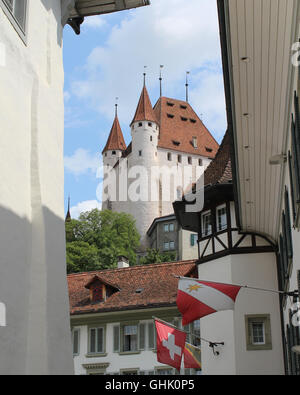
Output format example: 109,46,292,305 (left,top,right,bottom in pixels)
190,234,197,247
150,136,153,142
202,211,212,237
163,242,169,251
148,122,152,127
245,315,272,351
198,159,203,166
139,151,142,157
169,241,175,250
167,153,172,161
139,122,143,127
178,155,182,163
112,151,116,156
105,153,107,157
217,205,227,231
188,156,192,165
